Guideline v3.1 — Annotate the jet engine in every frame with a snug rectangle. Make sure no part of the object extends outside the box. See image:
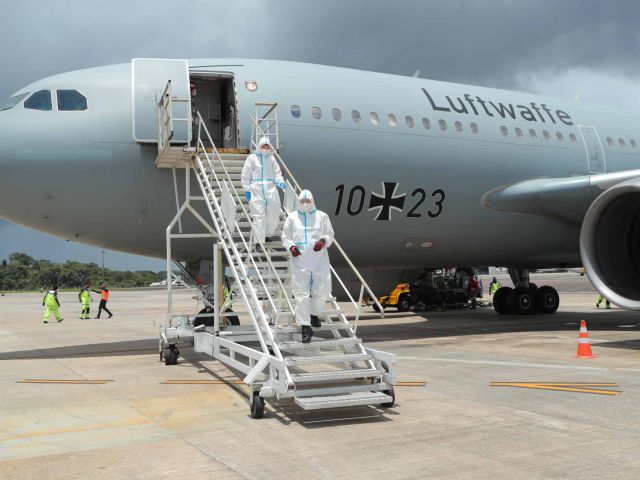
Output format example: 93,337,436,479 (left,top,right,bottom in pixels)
580,178,640,310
